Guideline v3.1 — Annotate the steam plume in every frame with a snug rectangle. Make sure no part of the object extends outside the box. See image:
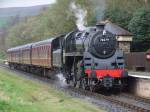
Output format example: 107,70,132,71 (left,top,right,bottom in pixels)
56,73,67,87
70,2,87,31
